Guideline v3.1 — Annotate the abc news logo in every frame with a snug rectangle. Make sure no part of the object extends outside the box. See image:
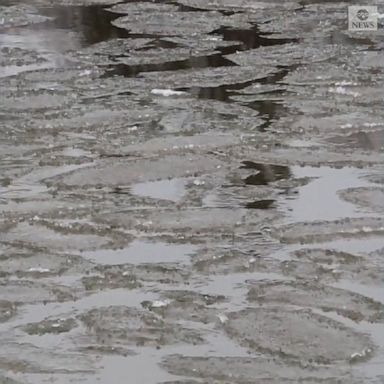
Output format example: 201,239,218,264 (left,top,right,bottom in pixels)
348,6,378,31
